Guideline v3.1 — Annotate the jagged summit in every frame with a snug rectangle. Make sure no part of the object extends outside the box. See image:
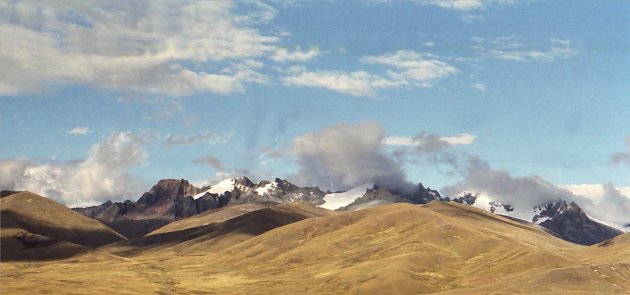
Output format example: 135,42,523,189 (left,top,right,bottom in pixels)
447,191,623,245
71,176,625,245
